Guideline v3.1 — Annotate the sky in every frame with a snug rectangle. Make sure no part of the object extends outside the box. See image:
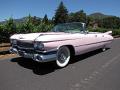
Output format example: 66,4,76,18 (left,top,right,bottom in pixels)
0,0,120,21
